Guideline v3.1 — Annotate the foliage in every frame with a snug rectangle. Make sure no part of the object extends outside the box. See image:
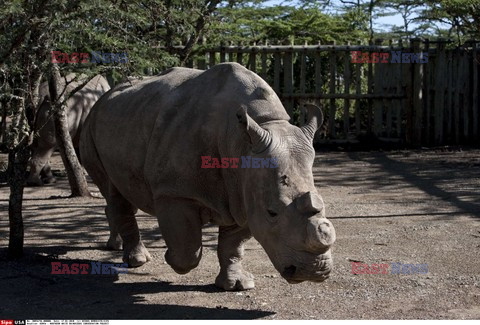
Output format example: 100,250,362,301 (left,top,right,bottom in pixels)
419,0,480,42
205,3,370,45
